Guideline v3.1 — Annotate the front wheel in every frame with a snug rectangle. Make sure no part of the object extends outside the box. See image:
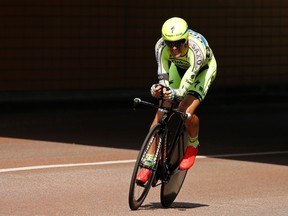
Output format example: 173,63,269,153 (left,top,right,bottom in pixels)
128,124,162,210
